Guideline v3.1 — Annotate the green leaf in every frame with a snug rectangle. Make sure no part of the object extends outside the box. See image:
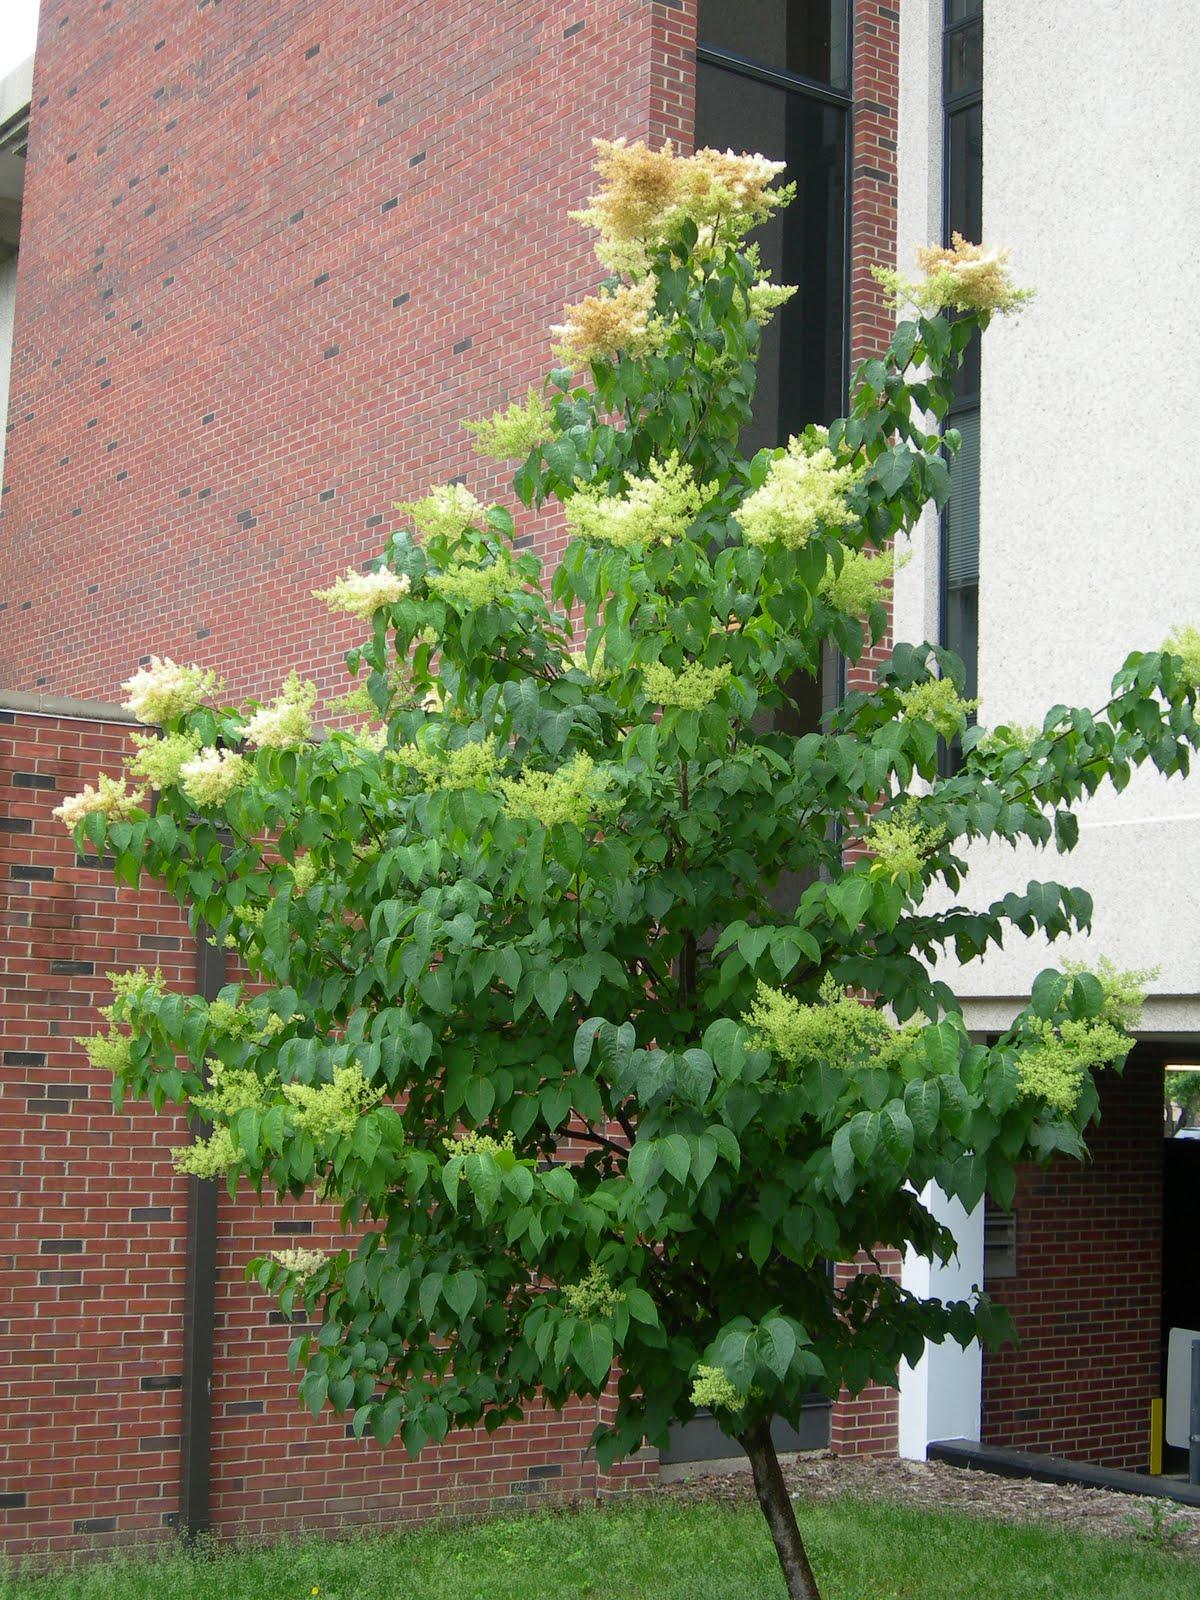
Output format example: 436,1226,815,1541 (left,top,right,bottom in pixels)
874,447,915,497
904,1078,941,1140
624,1286,659,1327
540,1081,571,1131
371,1394,404,1447
536,968,569,1021
418,1272,444,1326
658,1134,691,1184
627,1139,660,1191
1031,968,1069,1019
880,1103,914,1166
828,875,873,933
847,1111,880,1166
545,438,578,481
758,1314,797,1380
443,1270,479,1322
572,1321,614,1387
714,1326,757,1391
464,1075,495,1125
746,1216,771,1269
